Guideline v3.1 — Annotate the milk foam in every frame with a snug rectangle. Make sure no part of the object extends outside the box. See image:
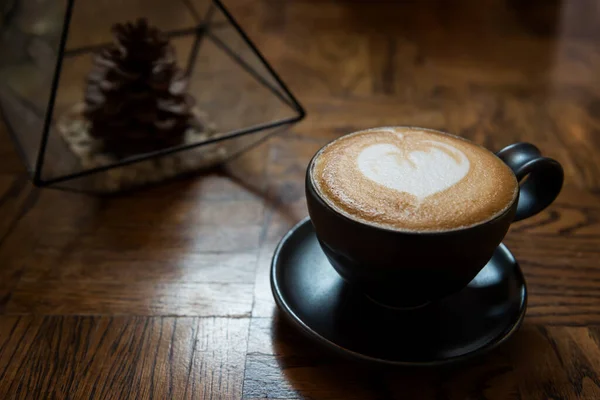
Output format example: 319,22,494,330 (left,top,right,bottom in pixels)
311,127,518,232
356,141,470,200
